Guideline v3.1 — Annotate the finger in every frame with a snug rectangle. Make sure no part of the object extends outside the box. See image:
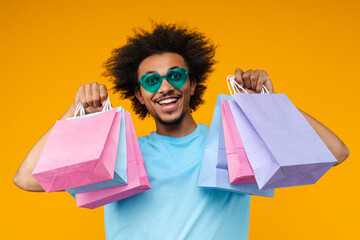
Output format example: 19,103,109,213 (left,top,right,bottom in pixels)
242,70,253,89
99,84,109,106
255,70,266,93
234,68,246,93
250,70,259,90
234,68,244,87
263,74,274,93
91,82,101,107
74,87,82,106
84,83,93,107
77,85,89,108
